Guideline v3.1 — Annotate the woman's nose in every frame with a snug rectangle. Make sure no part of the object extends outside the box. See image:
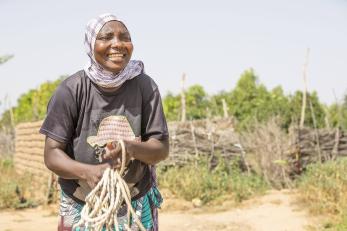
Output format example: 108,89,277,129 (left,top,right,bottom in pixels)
110,37,122,47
